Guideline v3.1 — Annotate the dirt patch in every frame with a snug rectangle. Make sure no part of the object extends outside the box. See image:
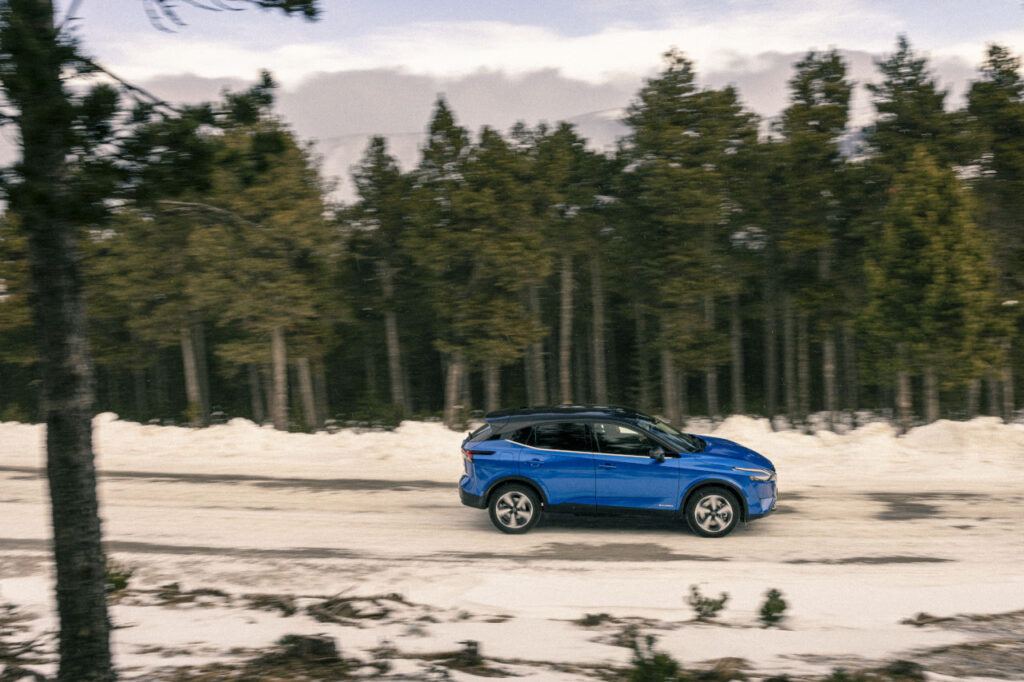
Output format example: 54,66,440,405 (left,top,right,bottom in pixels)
786,556,952,565
455,542,721,562
868,492,985,521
